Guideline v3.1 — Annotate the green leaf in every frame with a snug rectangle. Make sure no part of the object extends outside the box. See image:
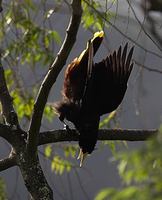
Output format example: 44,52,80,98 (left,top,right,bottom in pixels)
49,30,61,44
44,105,55,122
82,1,113,31
99,111,116,128
51,155,73,174
95,188,115,200
0,178,6,199
45,145,52,158
118,159,127,176
64,145,77,158
116,186,139,199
